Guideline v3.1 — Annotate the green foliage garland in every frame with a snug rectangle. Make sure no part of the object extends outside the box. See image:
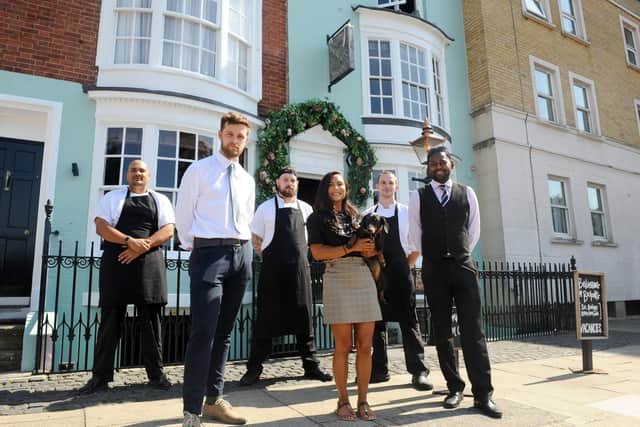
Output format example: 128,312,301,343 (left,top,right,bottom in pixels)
255,99,377,207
